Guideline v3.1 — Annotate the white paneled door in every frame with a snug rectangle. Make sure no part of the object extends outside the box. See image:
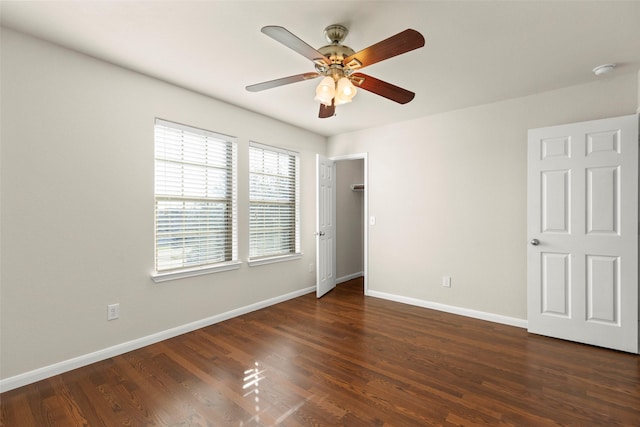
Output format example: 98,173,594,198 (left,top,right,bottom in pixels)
316,155,336,298
527,115,638,353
